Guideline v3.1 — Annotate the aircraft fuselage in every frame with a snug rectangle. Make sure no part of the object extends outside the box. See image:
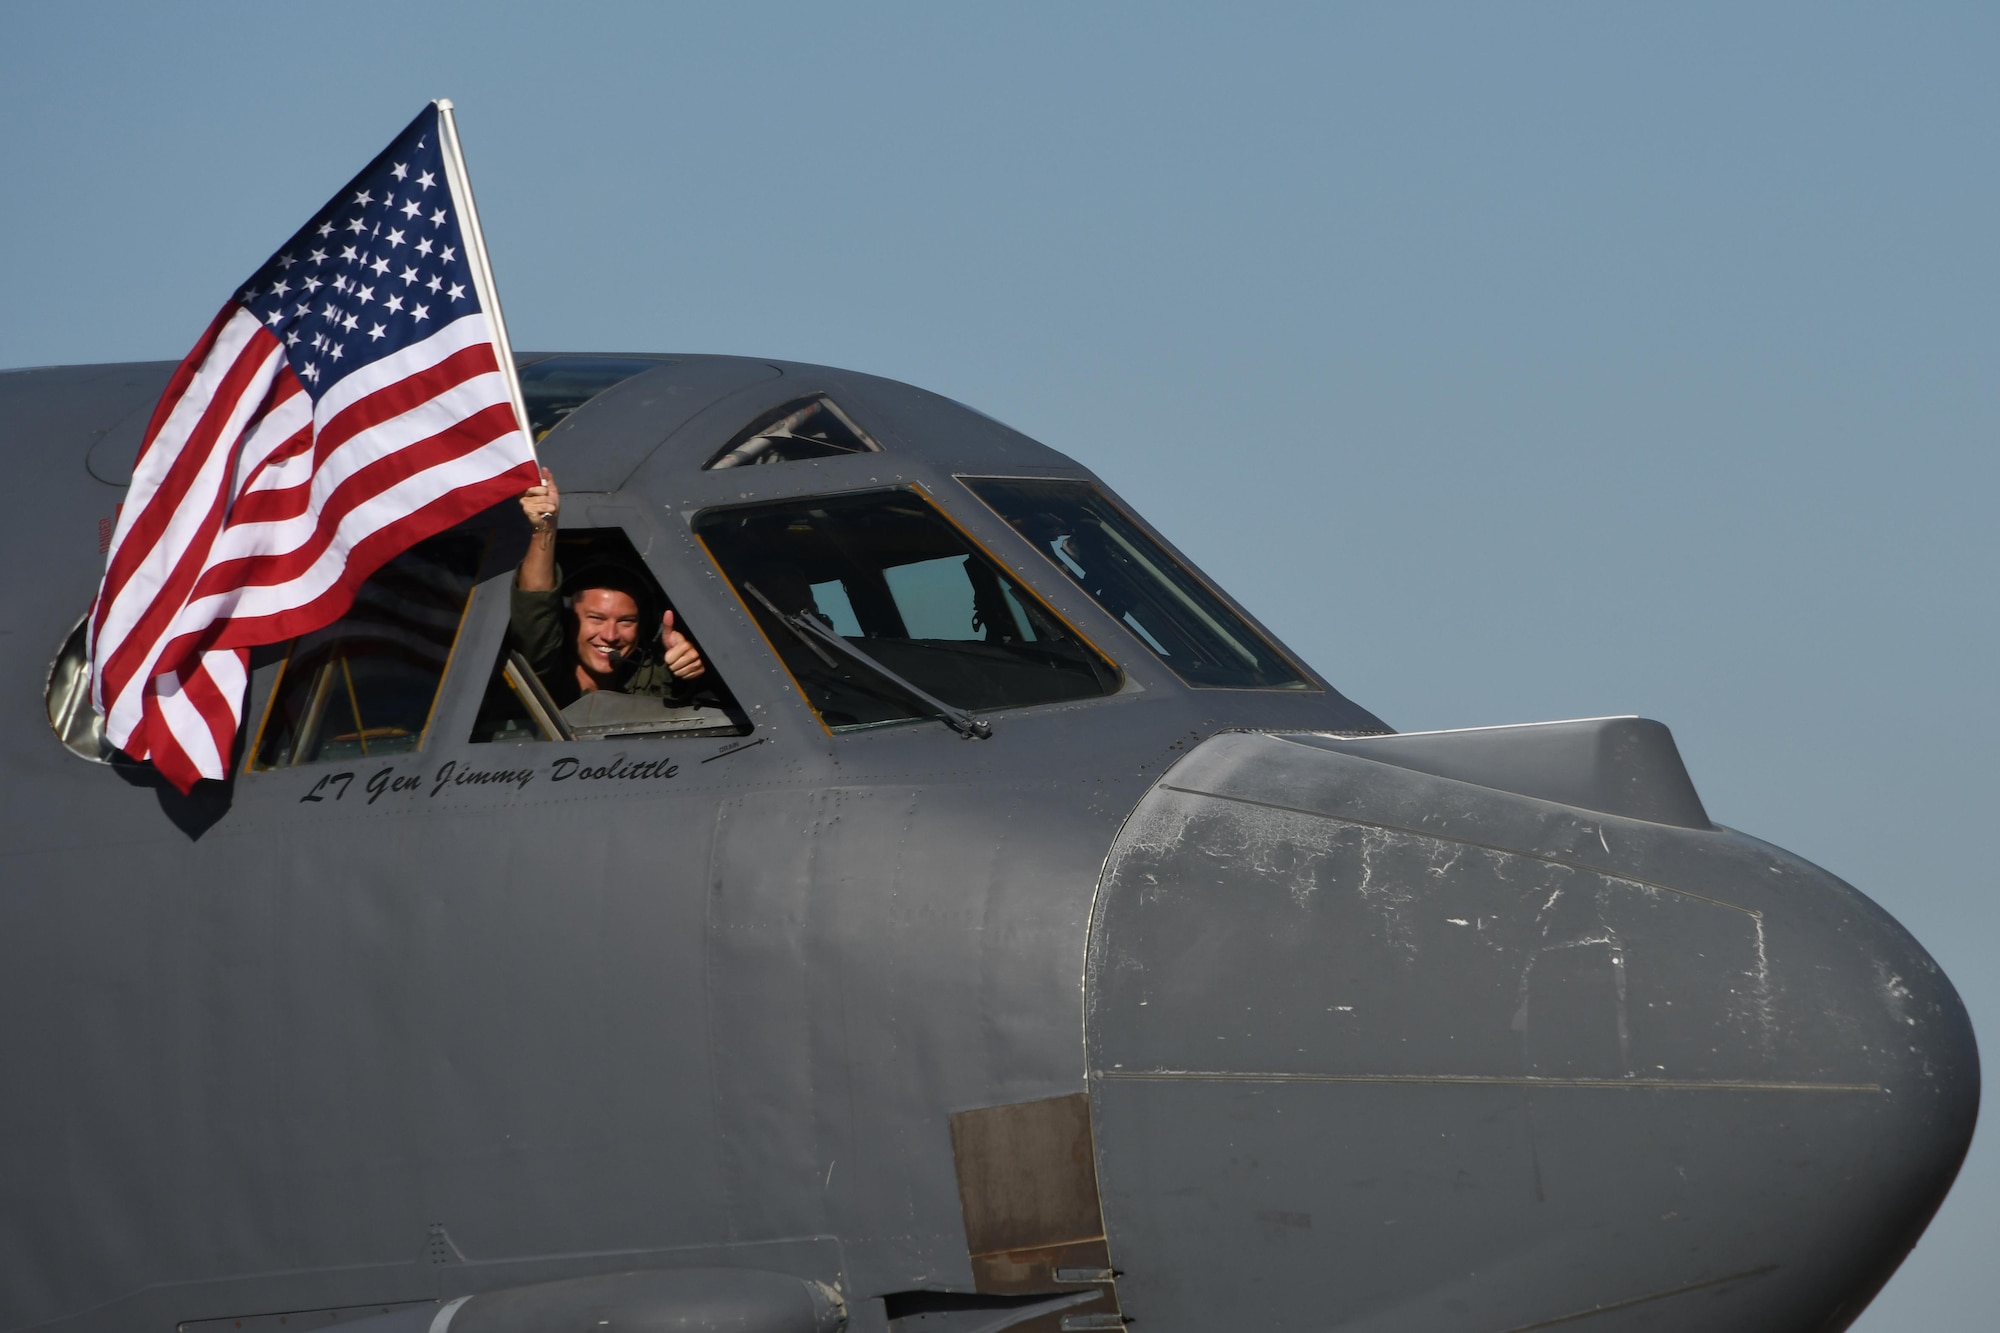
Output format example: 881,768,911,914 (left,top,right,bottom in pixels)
0,355,1976,1333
